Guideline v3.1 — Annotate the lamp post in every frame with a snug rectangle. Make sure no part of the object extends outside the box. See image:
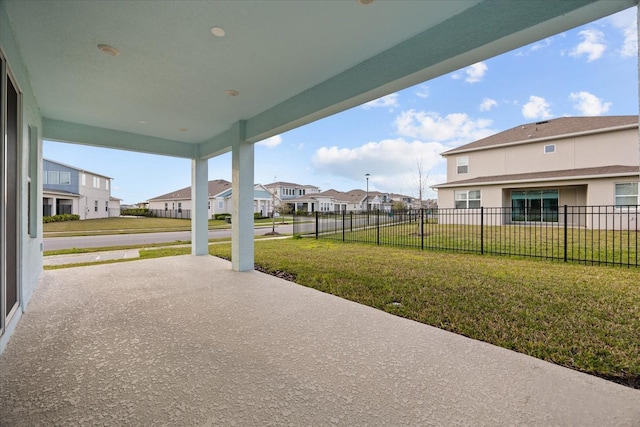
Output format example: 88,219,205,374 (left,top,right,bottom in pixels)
365,173,370,212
